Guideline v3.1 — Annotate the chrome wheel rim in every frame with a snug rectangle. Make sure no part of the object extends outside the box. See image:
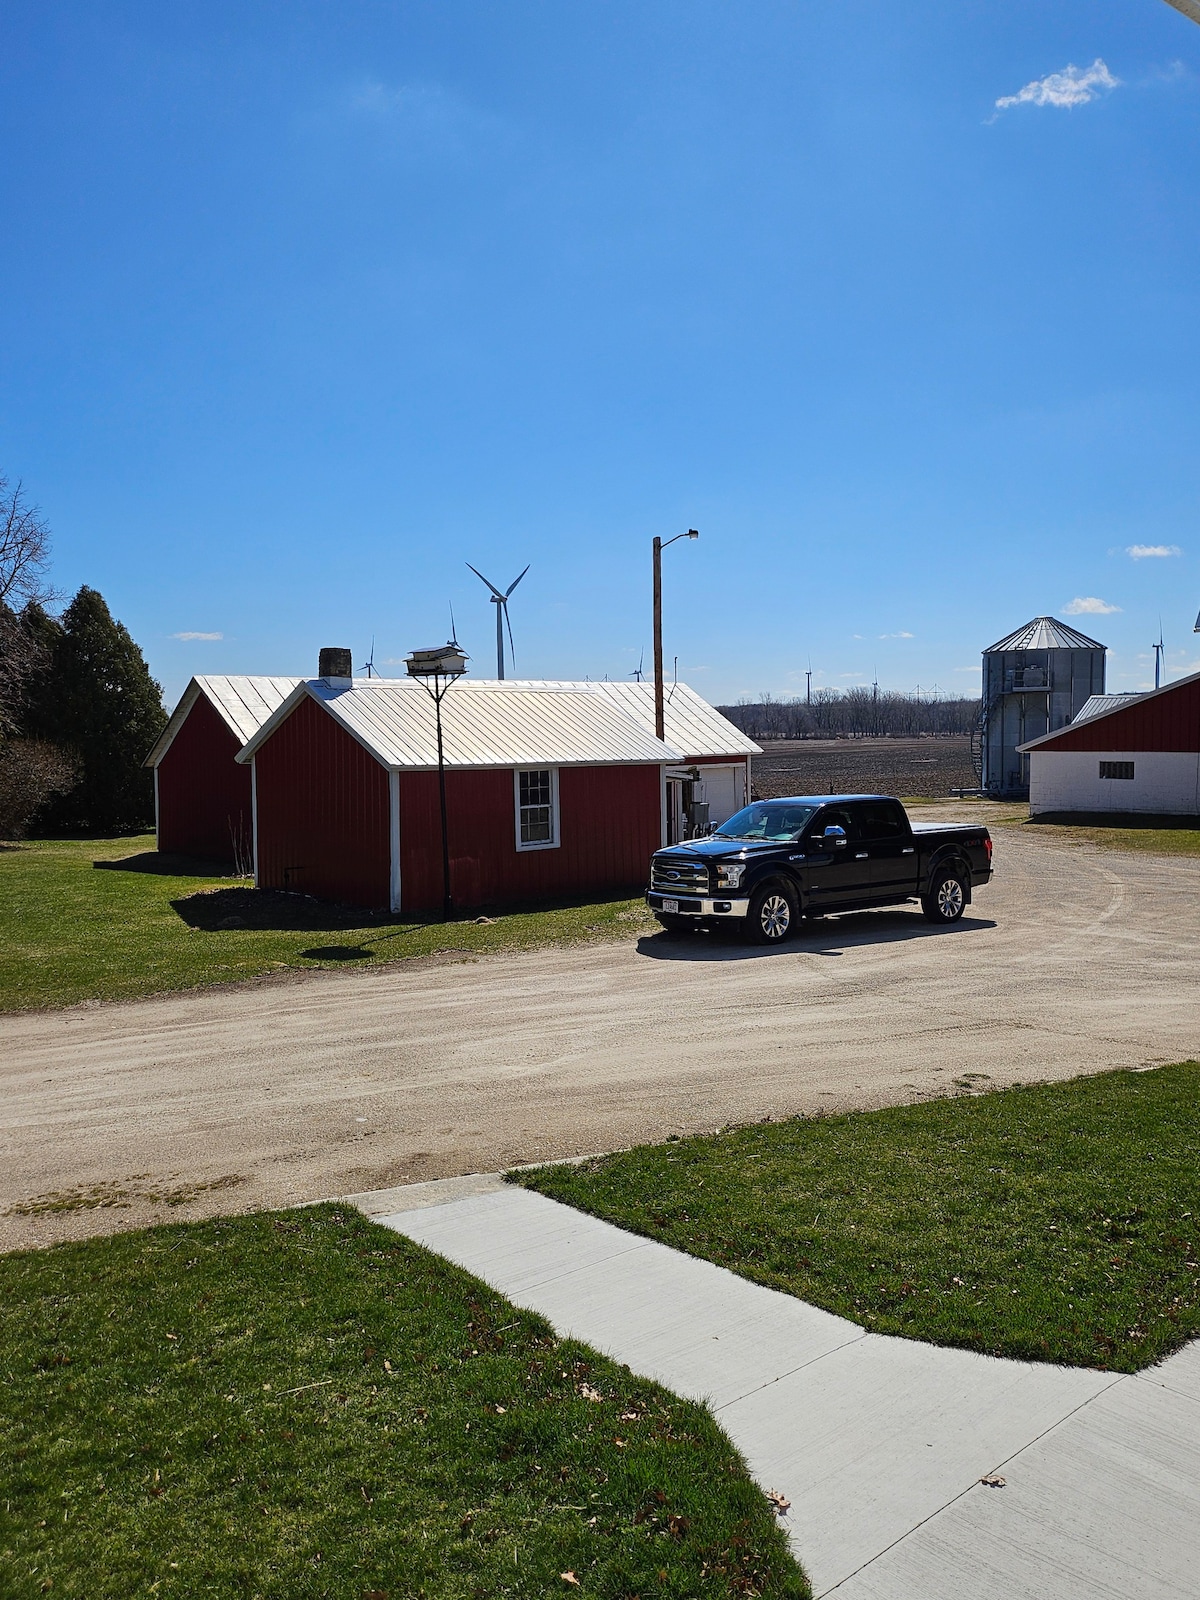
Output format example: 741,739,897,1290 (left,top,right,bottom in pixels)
760,894,791,938
937,878,964,918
